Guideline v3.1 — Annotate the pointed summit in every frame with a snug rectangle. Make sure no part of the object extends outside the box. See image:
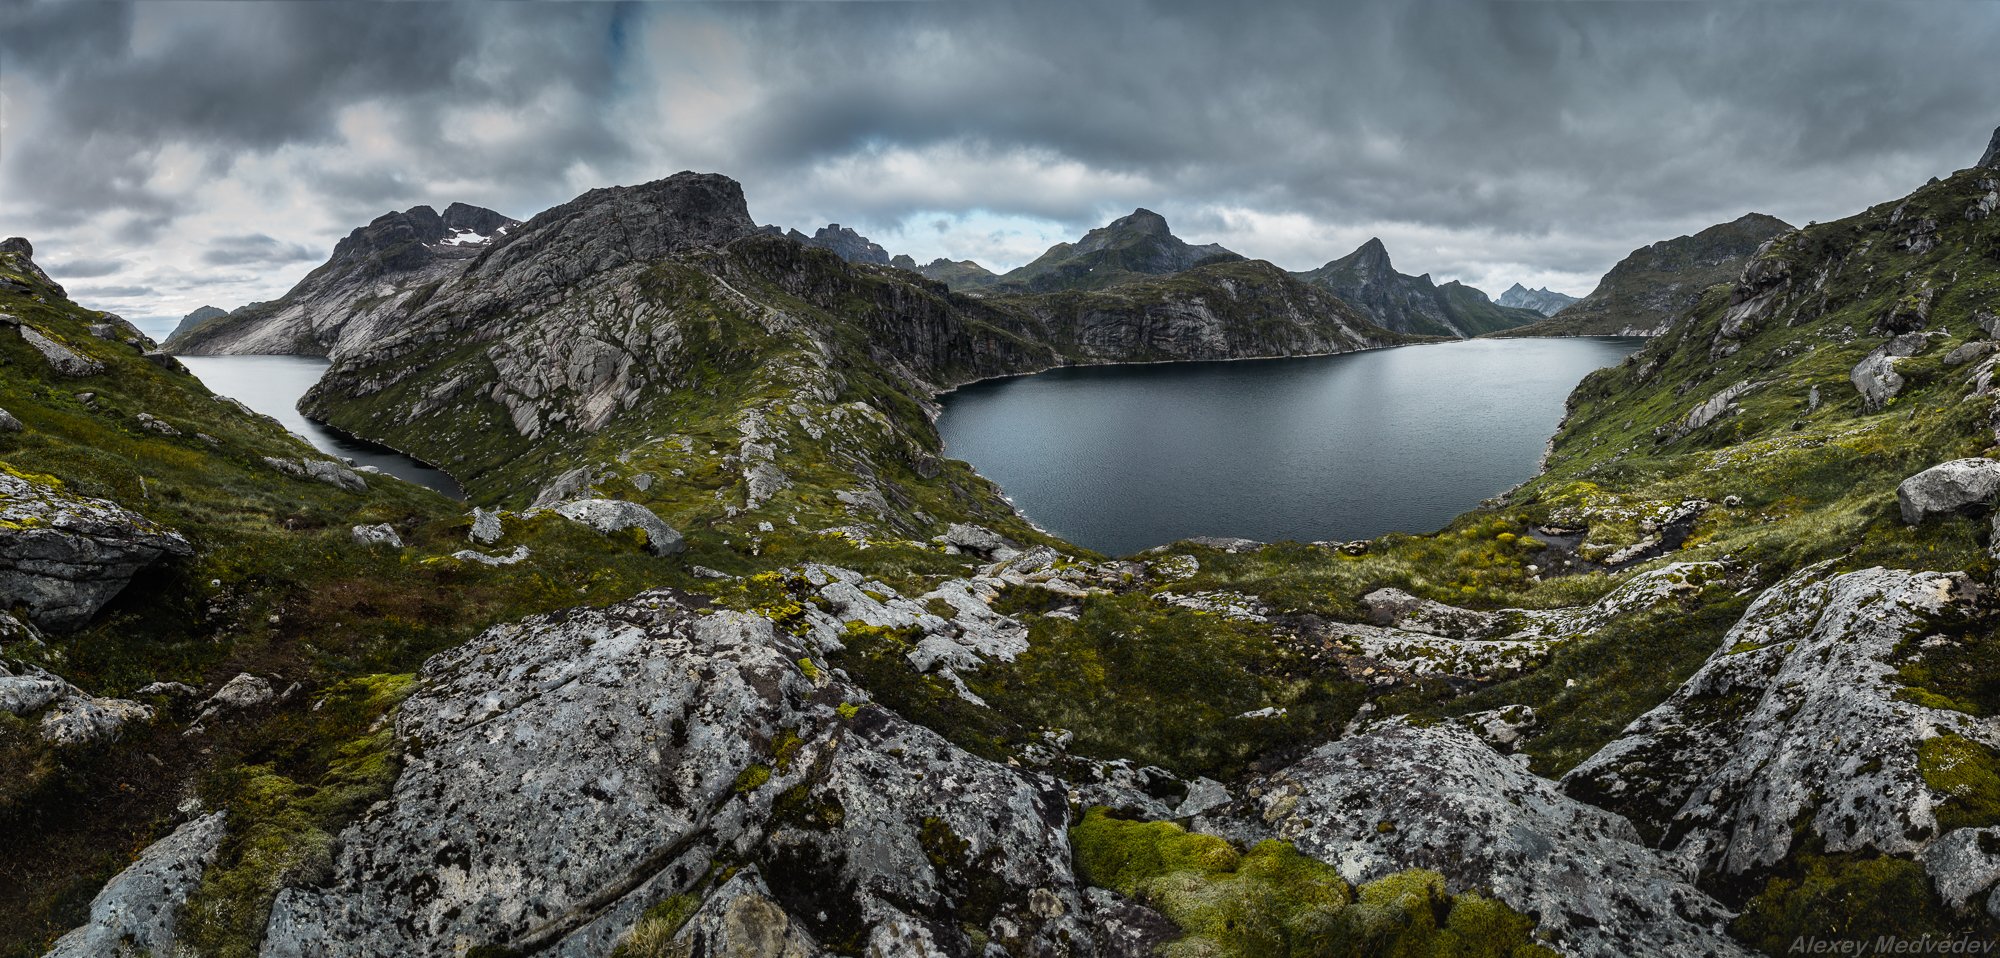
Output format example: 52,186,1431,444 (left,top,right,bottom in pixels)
1979,125,2000,169
1354,237,1391,267
1293,237,1541,337
1108,208,1172,236
986,207,1238,293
